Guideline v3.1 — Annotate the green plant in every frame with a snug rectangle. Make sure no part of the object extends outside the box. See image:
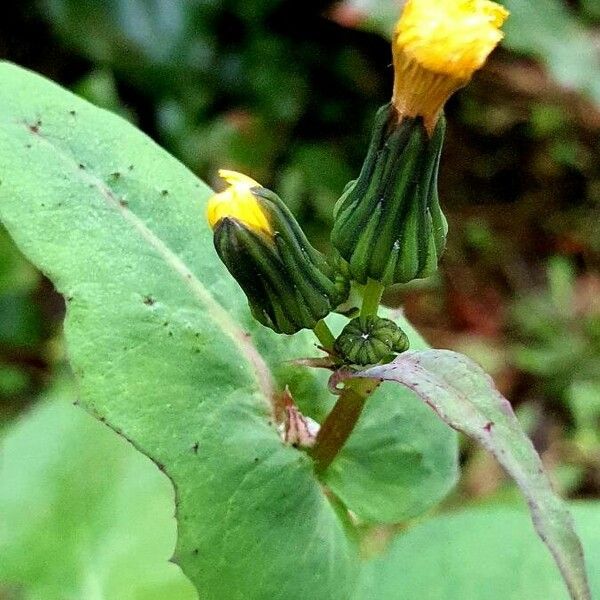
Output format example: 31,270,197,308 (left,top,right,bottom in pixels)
0,2,597,598
511,257,600,456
